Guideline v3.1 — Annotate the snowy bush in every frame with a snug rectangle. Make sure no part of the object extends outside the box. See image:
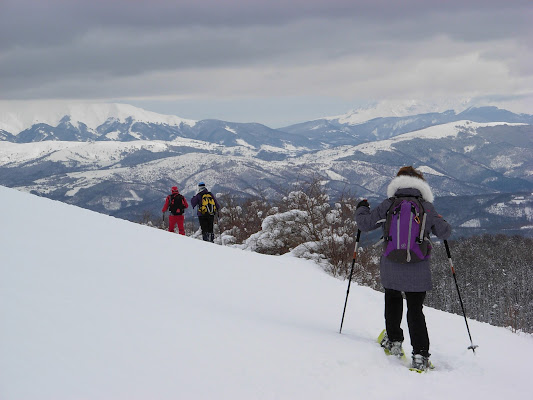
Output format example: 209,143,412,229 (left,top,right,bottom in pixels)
236,209,310,255
217,193,273,244
234,179,359,276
